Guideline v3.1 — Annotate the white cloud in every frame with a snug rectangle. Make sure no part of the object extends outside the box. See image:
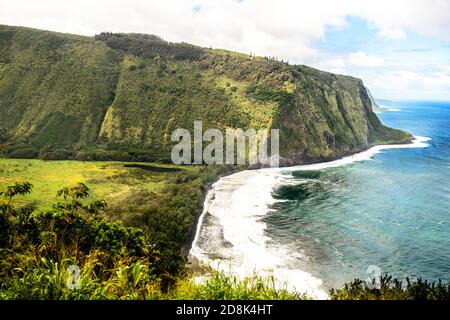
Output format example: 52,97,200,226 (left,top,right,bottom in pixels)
366,66,450,100
315,51,384,75
347,51,385,68
353,0,450,41
1,0,449,56
0,0,449,99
